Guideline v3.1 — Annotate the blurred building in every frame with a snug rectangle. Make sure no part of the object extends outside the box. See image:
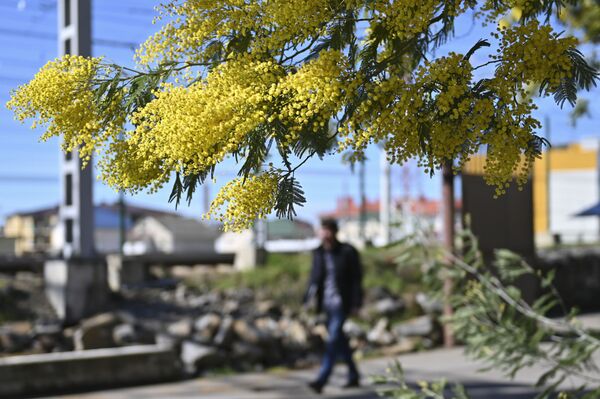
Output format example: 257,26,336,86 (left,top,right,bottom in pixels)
124,215,220,255
3,202,178,256
0,226,16,257
320,195,460,248
533,138,600,246
462,137,600,249
4,206,59,256
216,218,317,254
